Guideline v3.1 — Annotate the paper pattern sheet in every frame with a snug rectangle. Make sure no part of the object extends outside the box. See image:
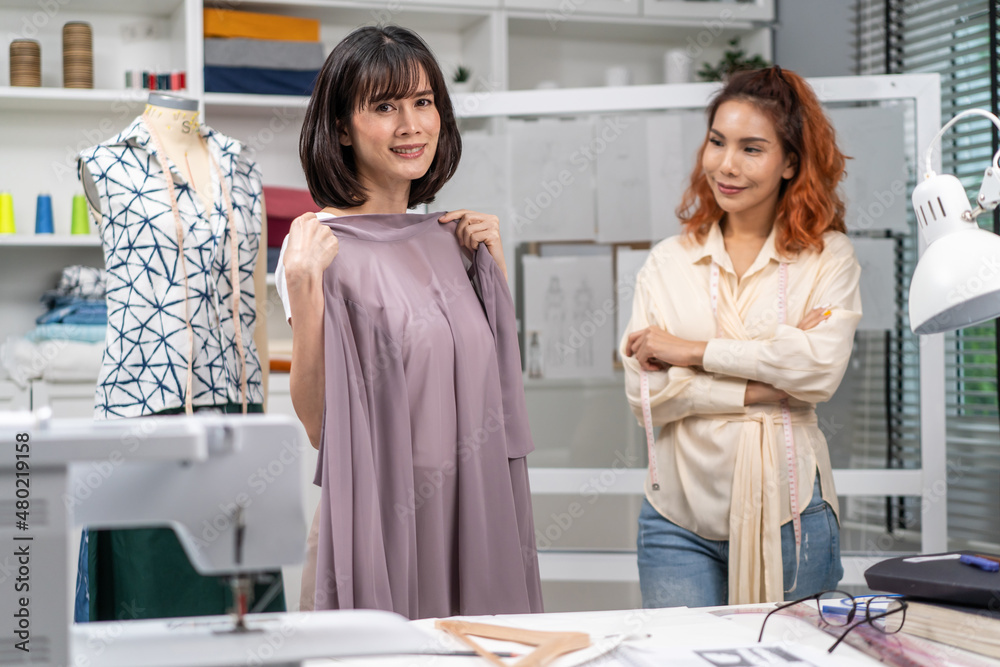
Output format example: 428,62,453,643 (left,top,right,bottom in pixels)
615,247,651,357
434,132,510,220
596,115,652,243
510,119,597,242
523,255,614,379
827,105,908,234
649,111,706,244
